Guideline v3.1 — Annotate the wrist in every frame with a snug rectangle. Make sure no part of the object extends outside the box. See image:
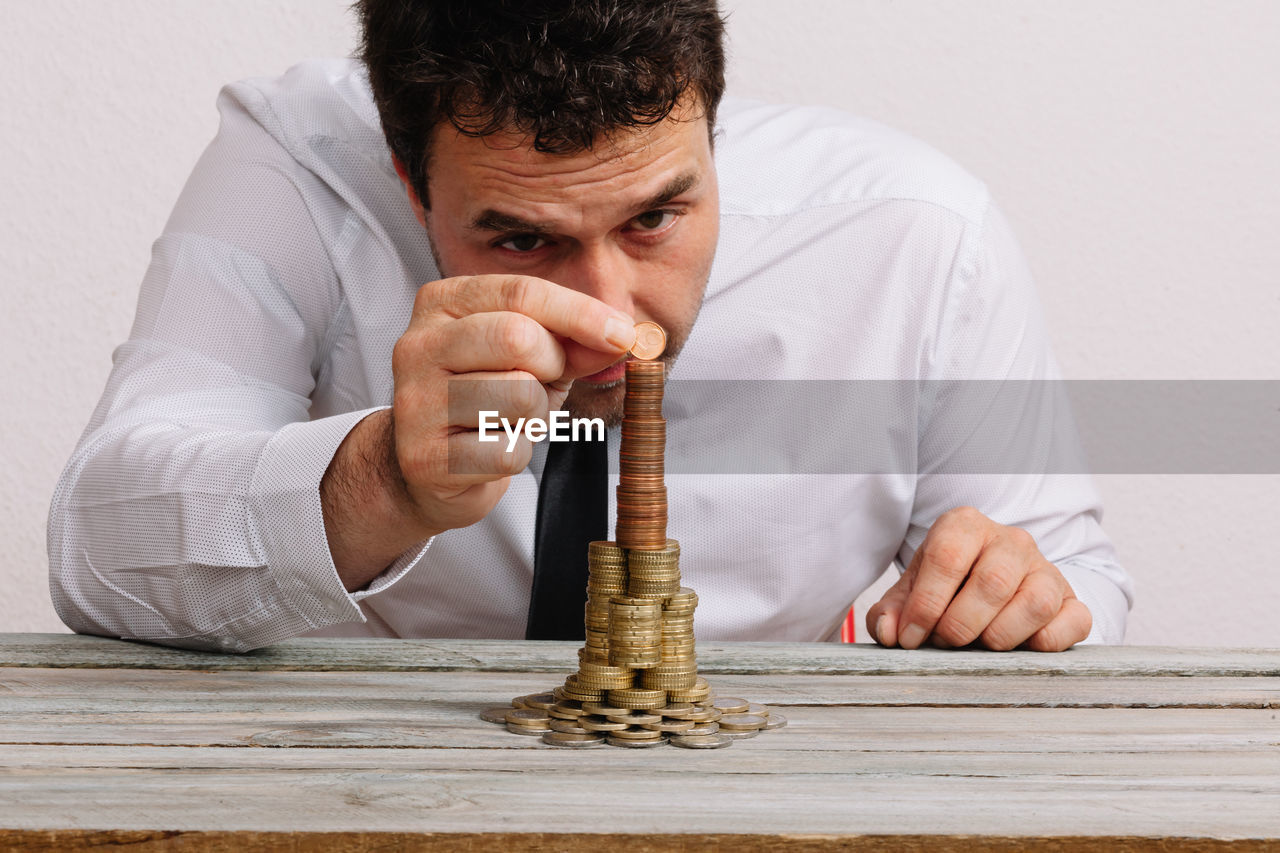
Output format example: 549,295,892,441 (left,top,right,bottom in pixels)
321,408,436,590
